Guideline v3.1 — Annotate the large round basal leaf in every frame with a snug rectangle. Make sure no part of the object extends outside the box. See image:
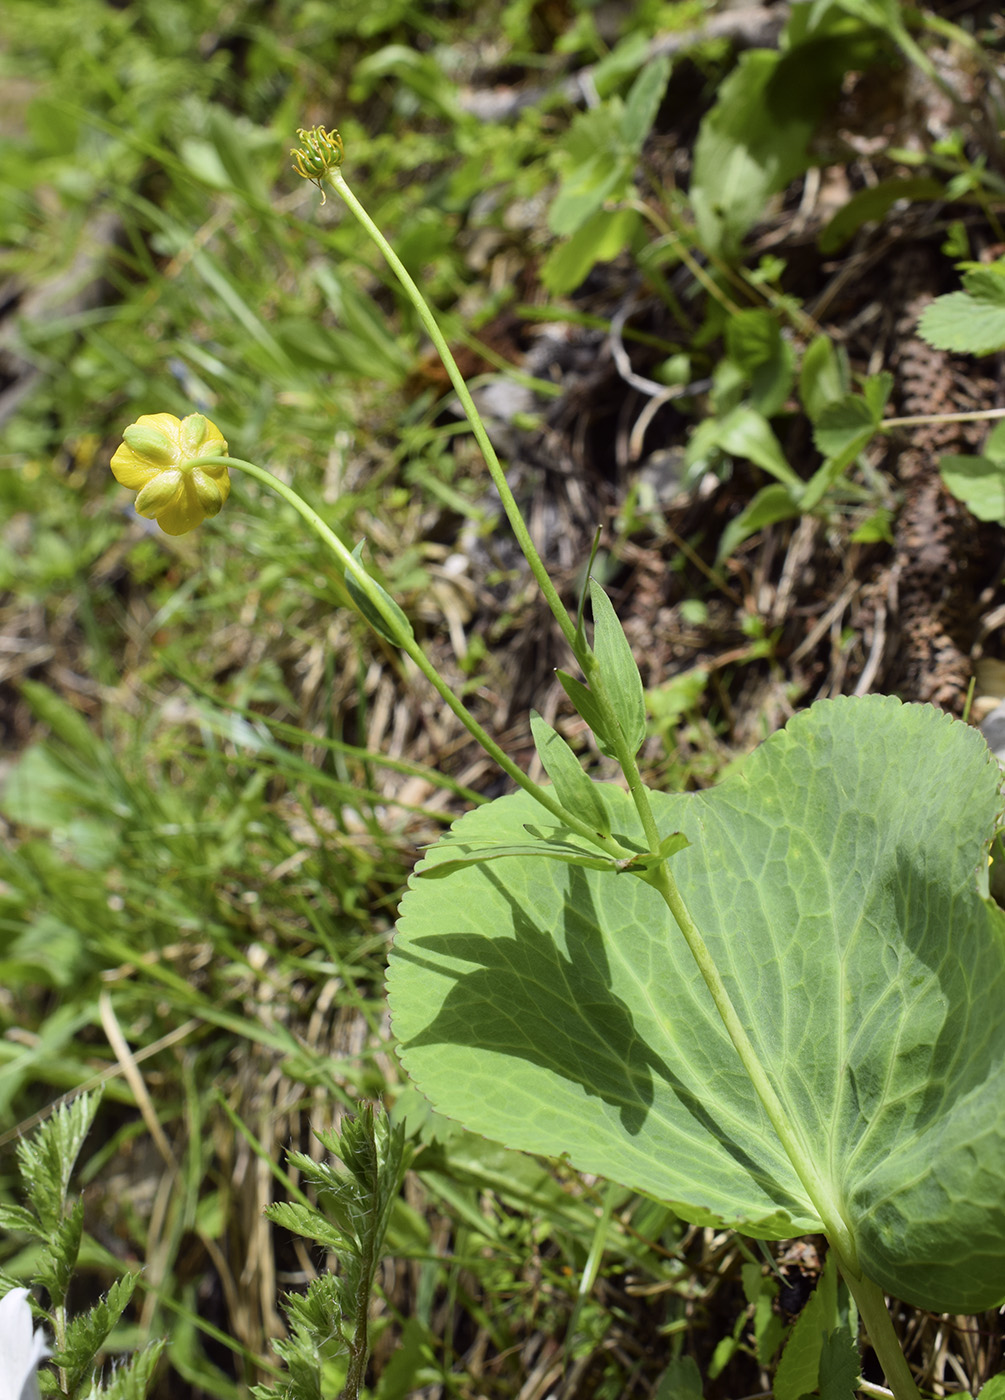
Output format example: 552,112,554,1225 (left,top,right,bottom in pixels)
387,696,1005,1311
